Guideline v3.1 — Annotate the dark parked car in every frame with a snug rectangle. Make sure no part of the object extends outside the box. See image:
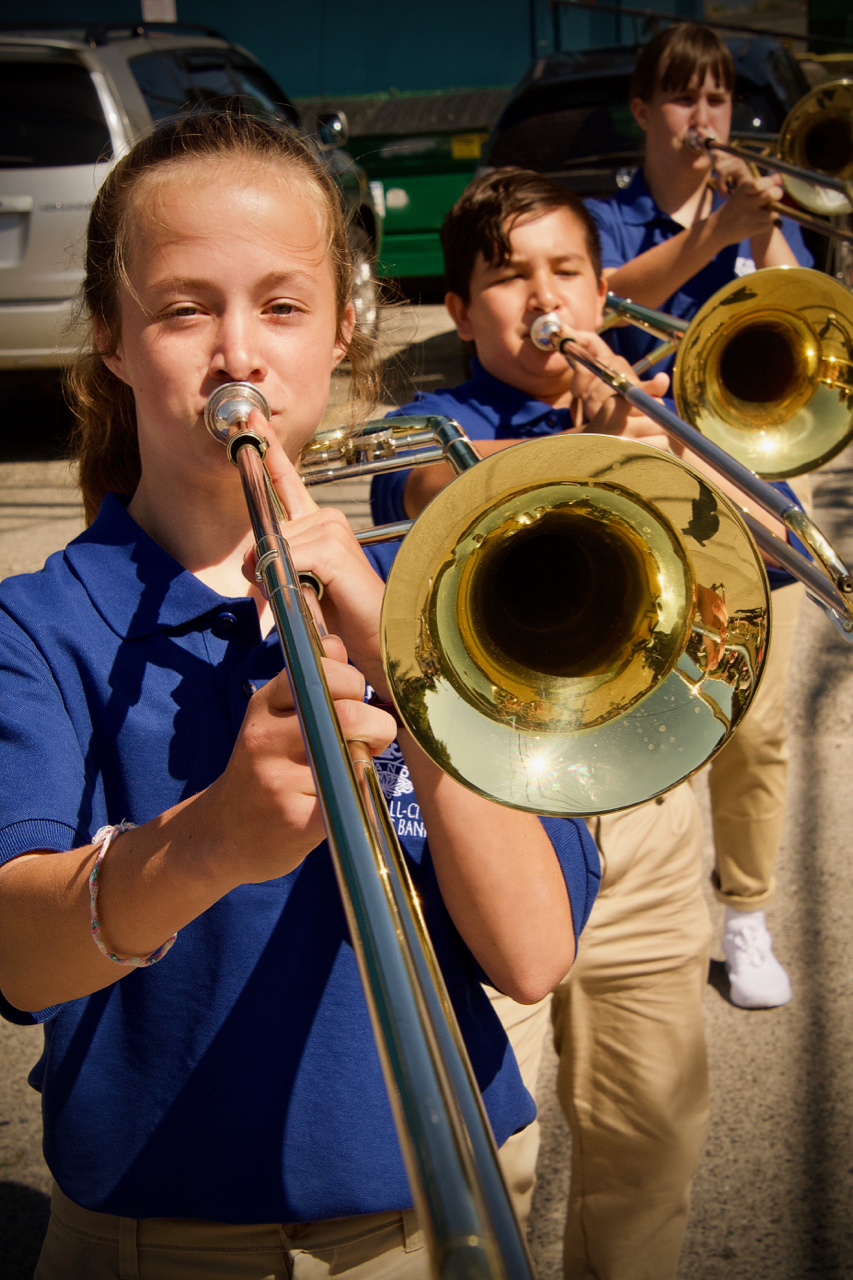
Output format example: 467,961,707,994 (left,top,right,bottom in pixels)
0,21,382,371
481,37,812,200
